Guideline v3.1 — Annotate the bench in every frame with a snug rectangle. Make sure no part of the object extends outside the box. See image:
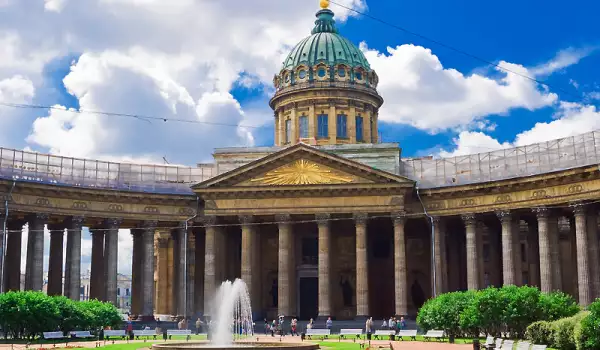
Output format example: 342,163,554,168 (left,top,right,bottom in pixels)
70,331,94,339
483,336,494,349
497,340,514,350
104,330,126,339
167,329,192,340
373,330,396,340
397,330,417,341
338,329,362,341
423,330,444,341
133,330,157,340
516,341,530,350
43,332,66,340
305,329,330,340
531,345,547,350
